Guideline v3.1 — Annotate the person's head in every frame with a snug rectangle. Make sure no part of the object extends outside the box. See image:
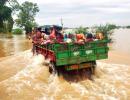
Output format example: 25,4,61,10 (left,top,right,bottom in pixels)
86,33,93,39
35,27,42,37
37,27,42,32
98,33,104,40
96,33,104,40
